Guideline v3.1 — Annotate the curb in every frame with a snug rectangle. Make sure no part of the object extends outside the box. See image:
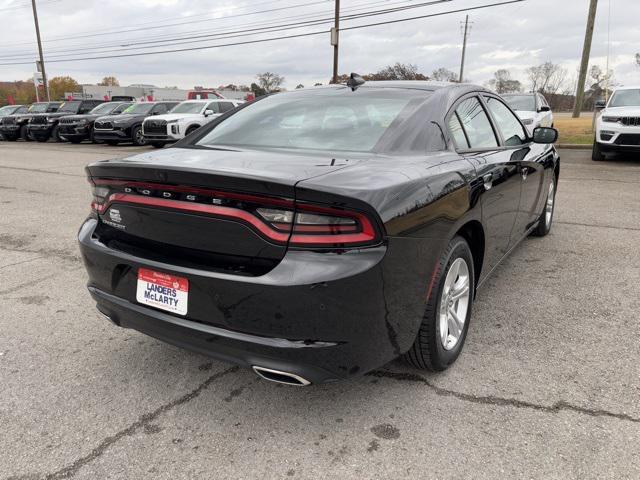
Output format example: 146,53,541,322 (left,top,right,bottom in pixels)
556,144,593,150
